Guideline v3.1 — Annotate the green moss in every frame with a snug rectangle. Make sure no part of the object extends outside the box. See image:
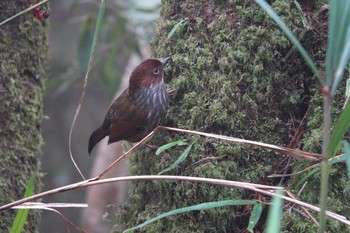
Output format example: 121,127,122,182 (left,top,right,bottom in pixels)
116,0,349,232
0,1,48,232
